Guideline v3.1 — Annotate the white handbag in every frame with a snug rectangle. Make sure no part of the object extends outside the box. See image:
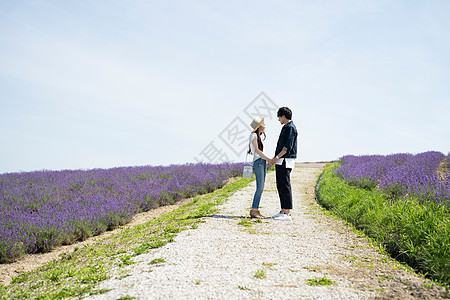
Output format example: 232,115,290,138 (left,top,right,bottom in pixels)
242,165,253,178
